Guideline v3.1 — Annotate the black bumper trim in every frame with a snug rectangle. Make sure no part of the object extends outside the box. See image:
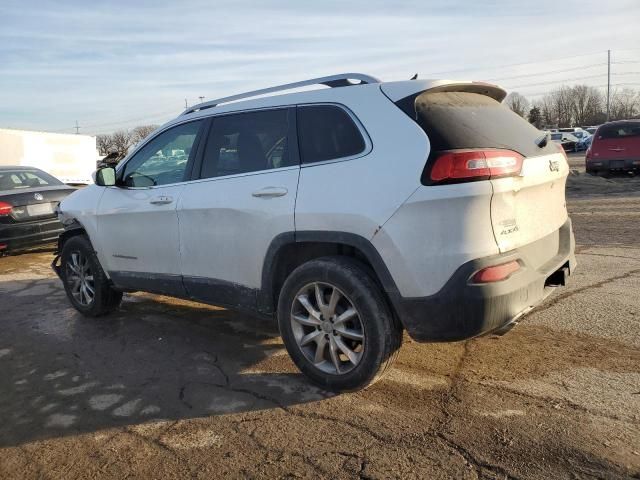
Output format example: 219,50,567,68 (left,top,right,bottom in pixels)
393,218,577,342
